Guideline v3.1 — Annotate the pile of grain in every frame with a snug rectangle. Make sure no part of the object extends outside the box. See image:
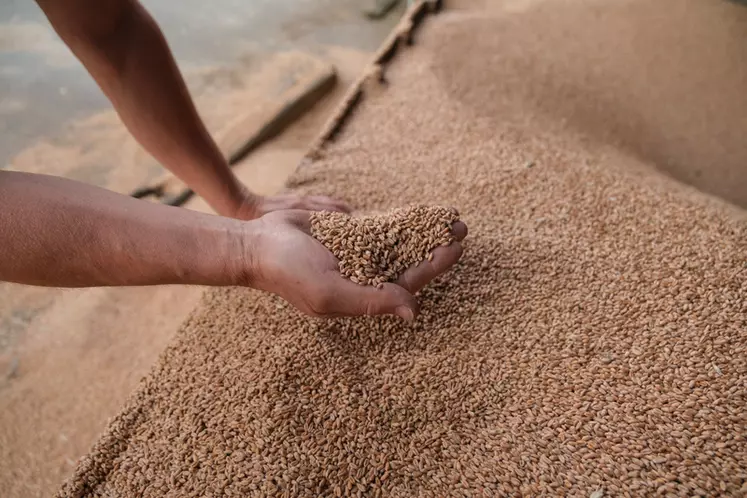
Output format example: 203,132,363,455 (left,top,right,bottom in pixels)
58,0,747,496
310,205,460,286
